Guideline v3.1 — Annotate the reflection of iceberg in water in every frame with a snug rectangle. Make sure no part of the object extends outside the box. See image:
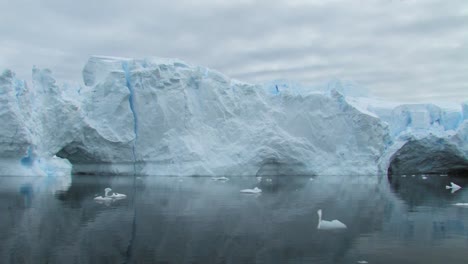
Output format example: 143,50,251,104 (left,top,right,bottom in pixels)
0,175,387,263
0,175,134,263
384,174,468,239
388,174,468,208
0,170,74,262
341,175,468,263
1,173,72,203
1,174,468,263
120,175,395,263
19,184,33,208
